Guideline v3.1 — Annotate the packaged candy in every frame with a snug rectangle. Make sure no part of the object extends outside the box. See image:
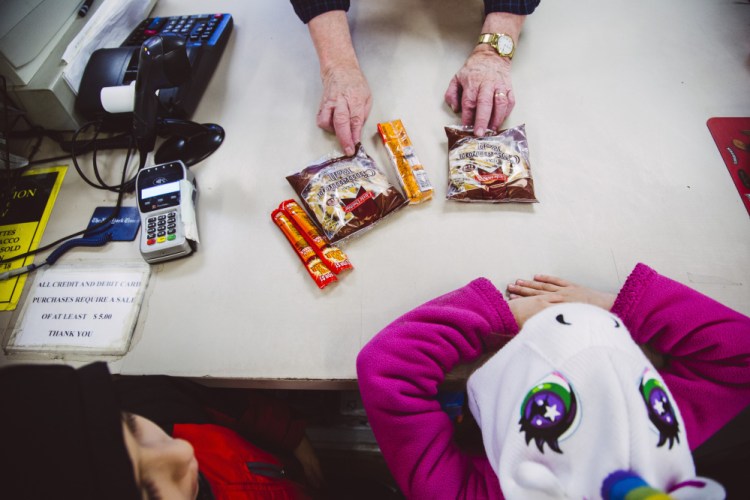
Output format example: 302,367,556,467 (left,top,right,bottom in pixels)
444,123,538,203
279,199,328,249
318,245,353,275
286,144,408,243
271,209,337,289
377,119,433,204
278,199,353,274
